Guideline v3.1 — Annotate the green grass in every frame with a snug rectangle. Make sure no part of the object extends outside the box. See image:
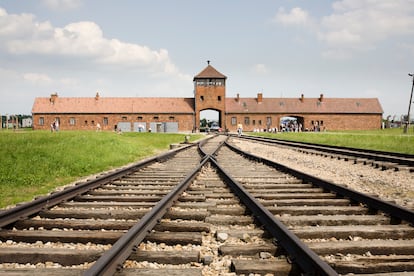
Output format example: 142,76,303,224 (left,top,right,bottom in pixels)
249,128,414,154
0,130,203,208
